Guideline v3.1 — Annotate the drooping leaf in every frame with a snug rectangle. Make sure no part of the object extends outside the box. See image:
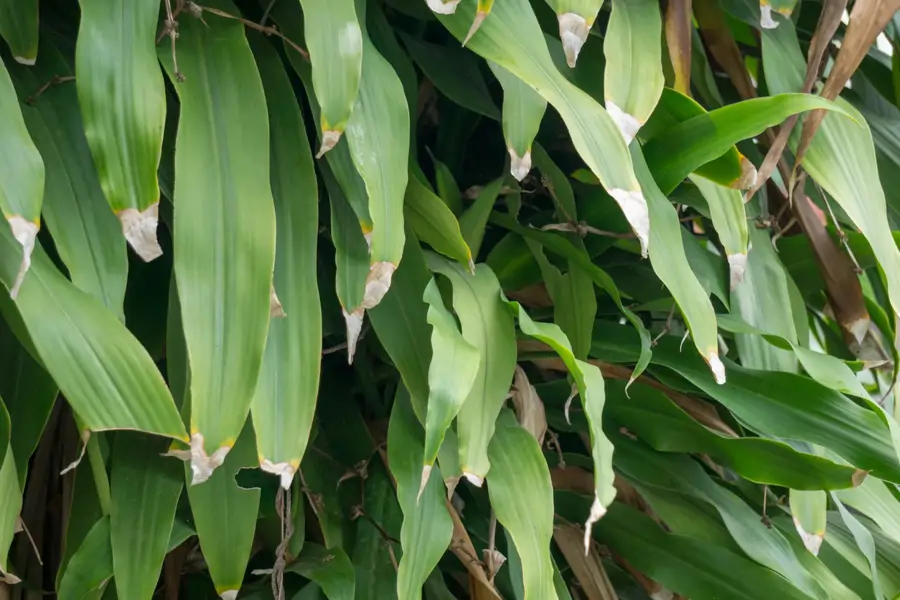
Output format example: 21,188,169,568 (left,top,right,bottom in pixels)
487,61,546,181
421,278,480,473
8,41,128,319
426,256,516,484
690,174,749,289
435,0,651,254
405,171,472,268
389,387,454,600
299,0,362,155
75,0,166,260
159,1,276,482
603,0,664,143
249,33,322,488
185,422,261,599
832,493,884,600
0,57,43,298
110,433,183,600
486,411,558,600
